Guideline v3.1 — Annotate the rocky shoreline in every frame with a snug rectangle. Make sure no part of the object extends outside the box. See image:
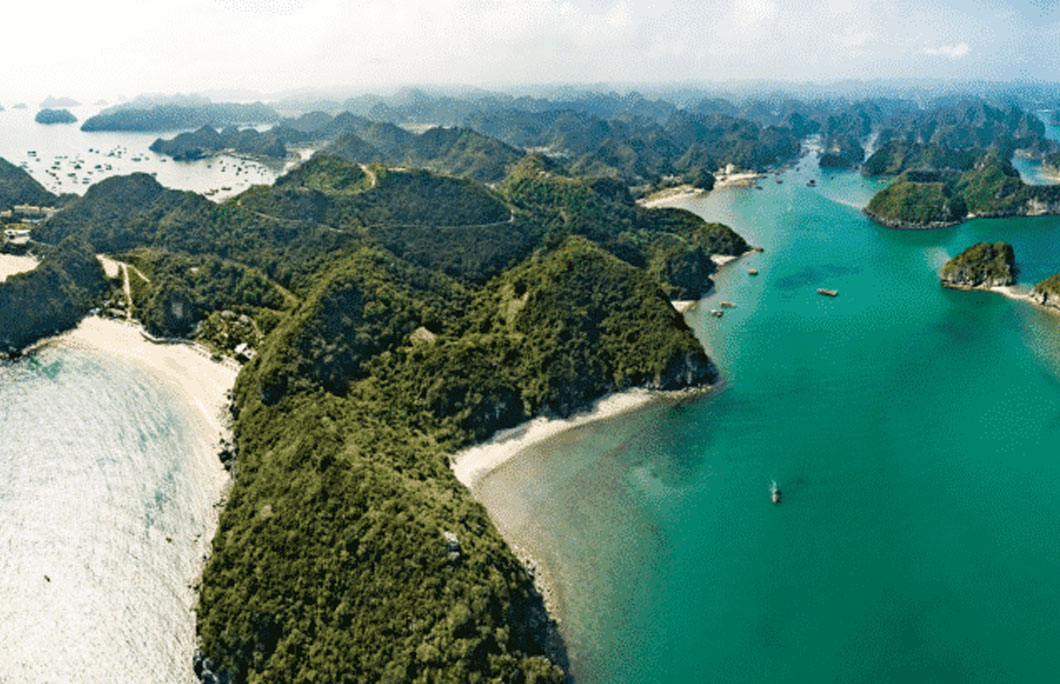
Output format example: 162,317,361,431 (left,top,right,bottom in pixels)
863,207,962,230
